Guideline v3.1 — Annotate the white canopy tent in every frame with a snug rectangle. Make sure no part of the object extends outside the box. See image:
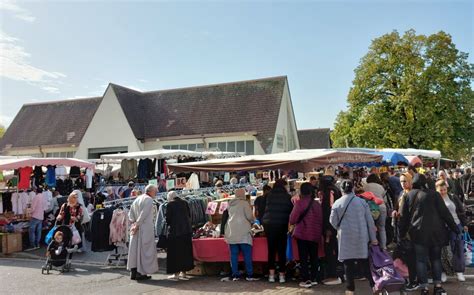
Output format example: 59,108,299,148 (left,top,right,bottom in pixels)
167,149,382,172
100,149,242,162
0,157,95,171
